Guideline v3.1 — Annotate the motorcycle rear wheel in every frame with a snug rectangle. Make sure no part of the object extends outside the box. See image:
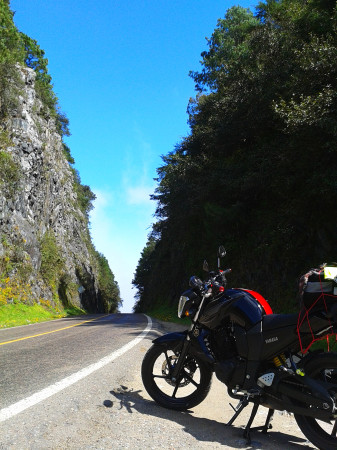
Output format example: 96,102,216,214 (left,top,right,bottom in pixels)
294,352,337,450
141,343,212,411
